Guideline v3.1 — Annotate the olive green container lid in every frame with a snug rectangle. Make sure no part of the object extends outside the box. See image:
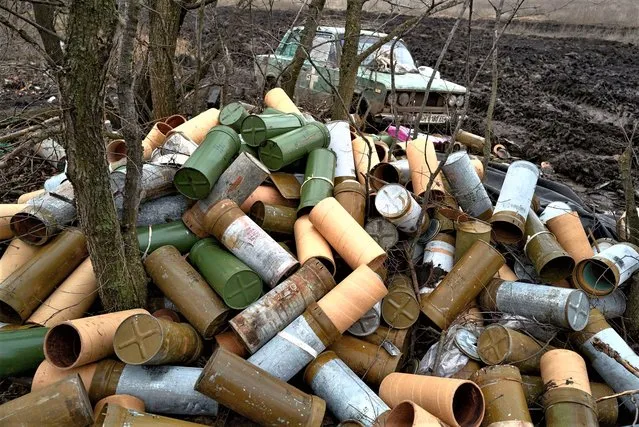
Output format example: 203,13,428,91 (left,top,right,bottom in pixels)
174,125,241,200
219,102,249,132
137,220,200,255
381,275,420,329
298,148,336,216
259,122,331,171
241,113,305,147
0,327,48,378
188,238,263,309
